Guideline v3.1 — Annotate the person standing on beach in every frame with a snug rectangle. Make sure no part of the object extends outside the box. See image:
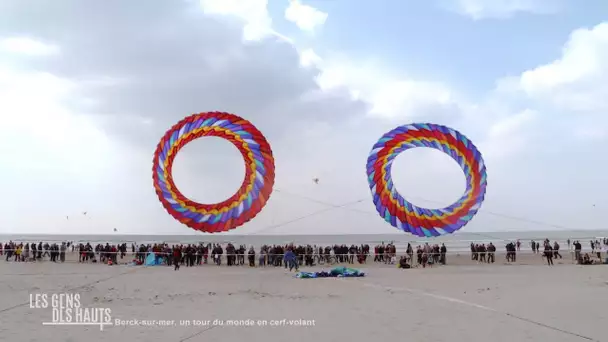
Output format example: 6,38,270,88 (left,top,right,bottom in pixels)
421,250,428,268
42,243,50,258
472,243,482,261
248,246,255,267
544,242,553,266
173,247,182,270
487,243,496,263
4,243,9,256
203,244,209,264
216,244,223,265
406,243,413,263
284,248,297,271
478,244,486,263
15,244,22,261
23,243,30,262
574,241,582,262
31,243,37,262
60,242,66,262
531,240,536,254
553,241,562,259
37,242,43,259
